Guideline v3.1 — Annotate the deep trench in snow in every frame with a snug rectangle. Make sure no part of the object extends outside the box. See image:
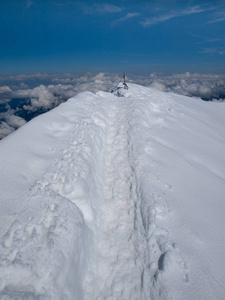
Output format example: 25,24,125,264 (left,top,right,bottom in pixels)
86,97,153,299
